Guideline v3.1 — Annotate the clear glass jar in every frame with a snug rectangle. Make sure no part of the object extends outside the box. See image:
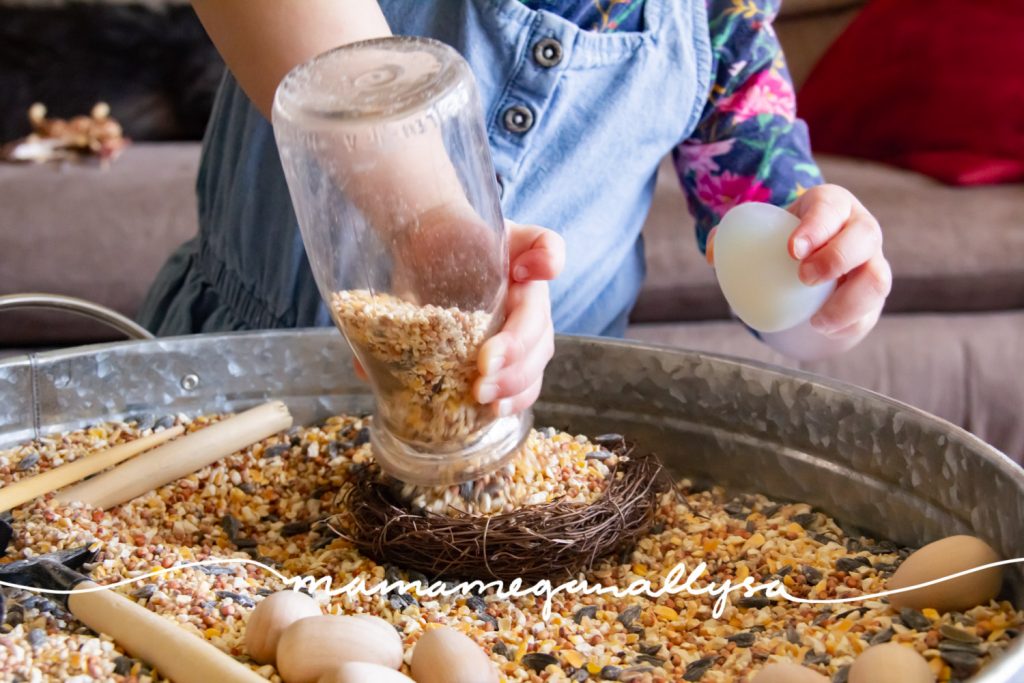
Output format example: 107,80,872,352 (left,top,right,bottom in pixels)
272,36,531,486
